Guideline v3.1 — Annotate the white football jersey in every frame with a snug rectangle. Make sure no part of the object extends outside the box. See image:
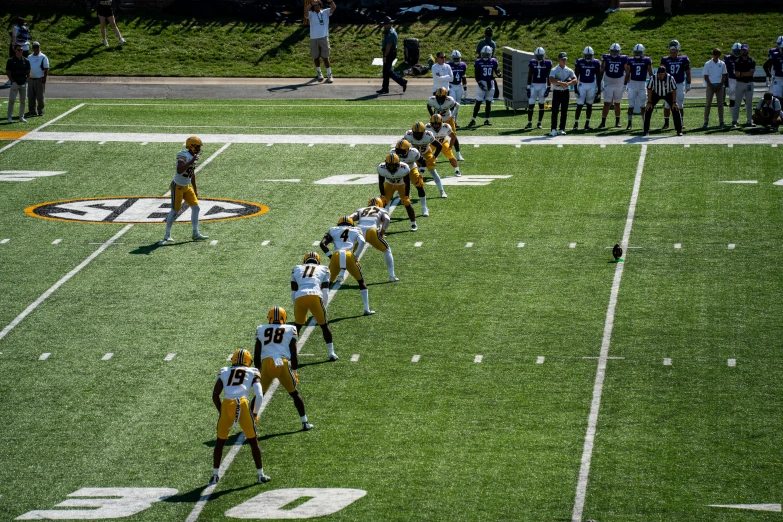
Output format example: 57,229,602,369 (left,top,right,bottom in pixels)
427,96,457,120
326,225,363,252
378,161,411,183
390,147,421,169
291,263,330,298
404,130,437,155
256,323,298,361
216,365,261,400
173,149,195,187
425,122,453,144
354,205,390,231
